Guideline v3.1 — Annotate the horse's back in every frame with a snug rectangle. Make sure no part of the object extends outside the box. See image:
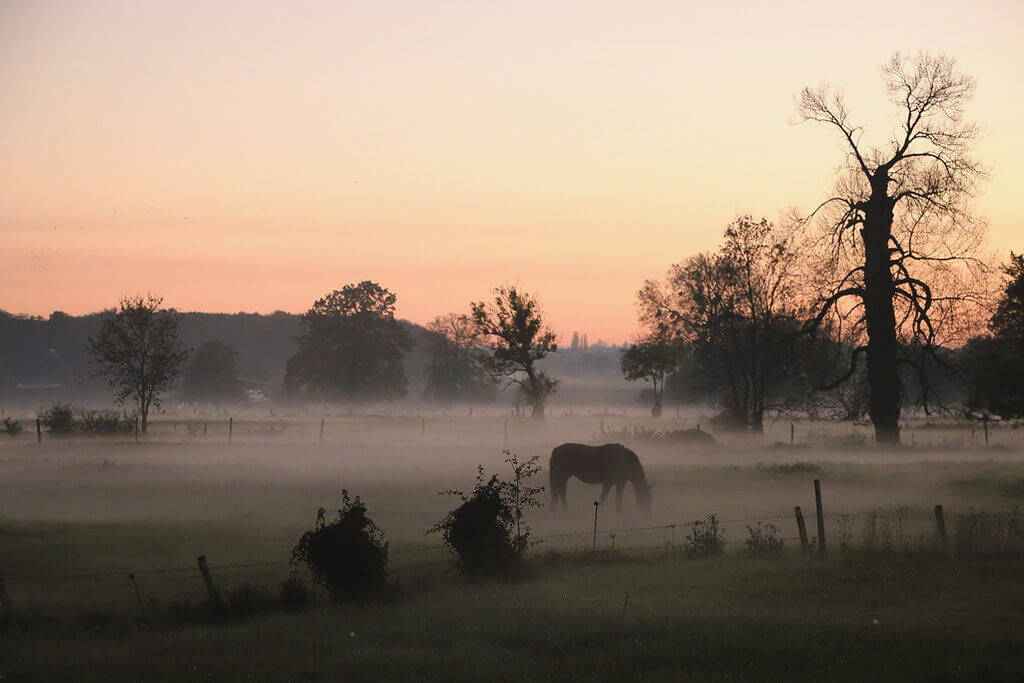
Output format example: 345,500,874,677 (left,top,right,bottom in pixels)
550,442,639,484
